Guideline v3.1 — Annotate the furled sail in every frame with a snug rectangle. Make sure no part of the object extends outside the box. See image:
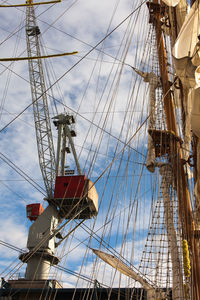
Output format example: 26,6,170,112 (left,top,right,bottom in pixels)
92,248,151,289
131,68,160,173
175,0,188,31
162,0,180,6
173,2,200,88
190,87,200,138
92,249,166,300
173,2,200,61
